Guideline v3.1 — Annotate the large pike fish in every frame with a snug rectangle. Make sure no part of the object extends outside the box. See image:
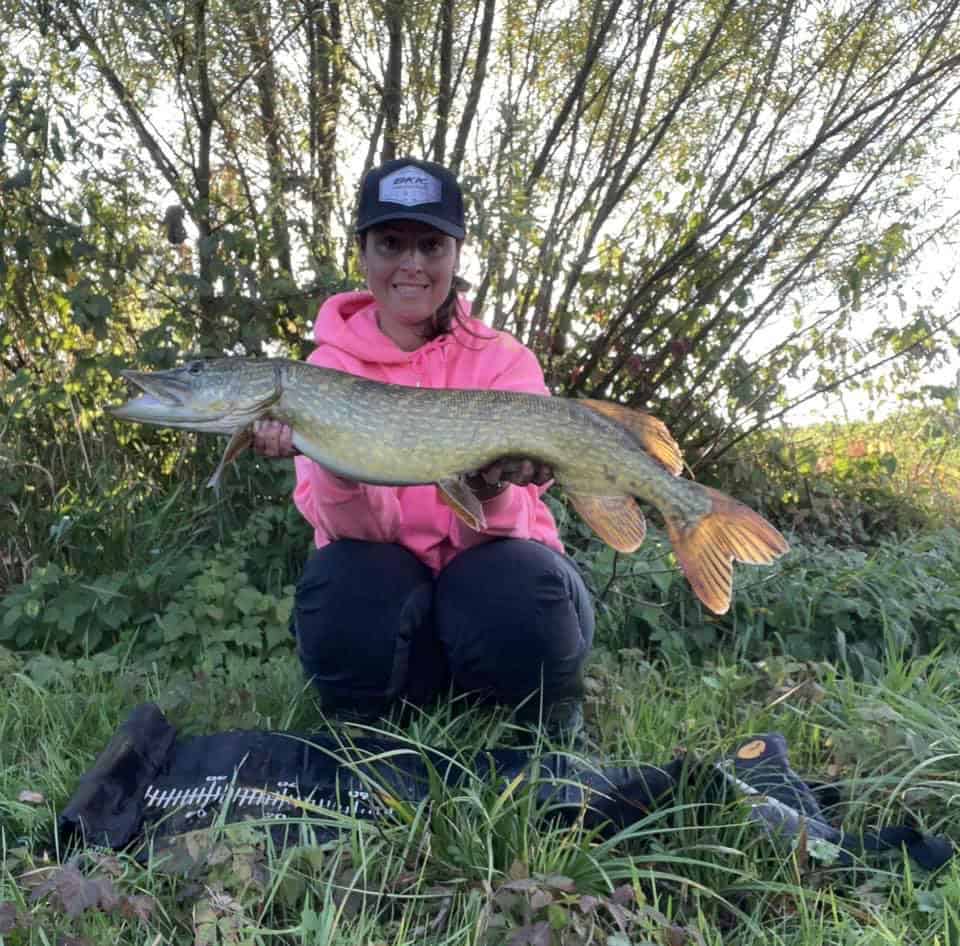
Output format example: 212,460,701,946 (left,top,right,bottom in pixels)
108,358,788,614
